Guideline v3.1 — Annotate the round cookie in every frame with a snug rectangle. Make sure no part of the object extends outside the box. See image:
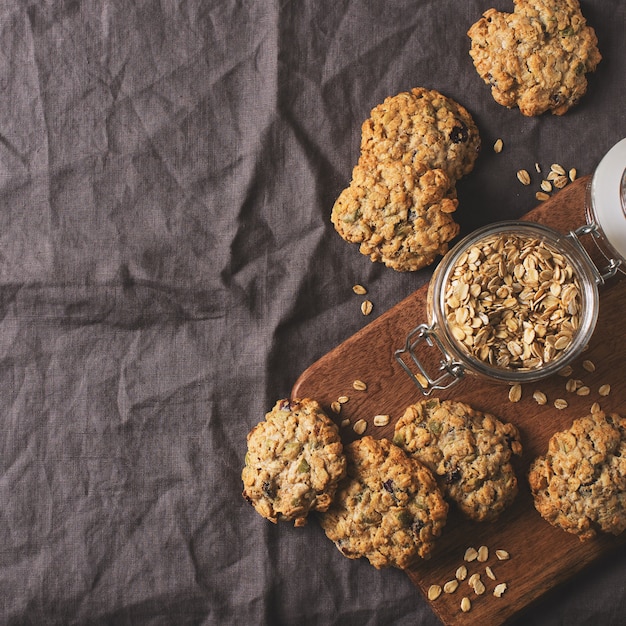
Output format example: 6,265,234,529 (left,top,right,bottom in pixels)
360,87,480,182
468,0,601,116
242,398,347,527
319,436,448,570
331,153,459,272
528,410,626,541
393,399,523,521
